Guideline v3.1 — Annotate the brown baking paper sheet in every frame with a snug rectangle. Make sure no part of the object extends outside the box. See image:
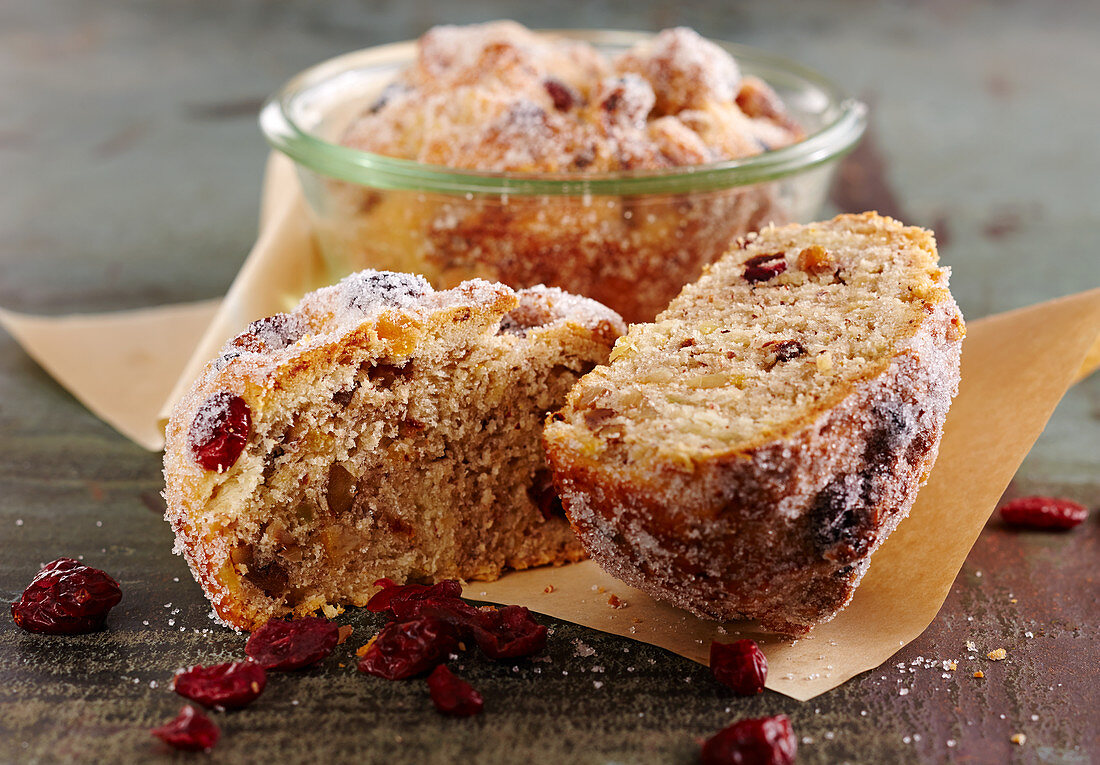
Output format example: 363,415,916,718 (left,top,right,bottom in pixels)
1,154,1099,700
